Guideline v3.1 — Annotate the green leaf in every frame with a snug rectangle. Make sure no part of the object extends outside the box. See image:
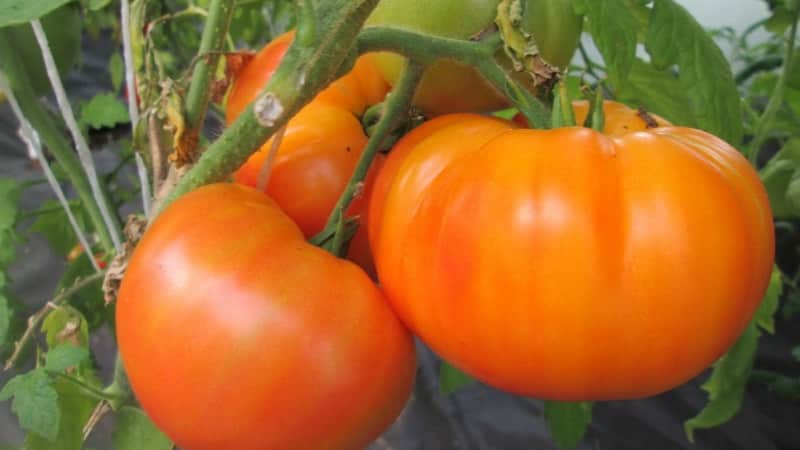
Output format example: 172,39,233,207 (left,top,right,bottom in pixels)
44,344,89,372
544,401,593,449
754,269,783,334
109,52,124,91
0,0,75,28
0,370,60,441
29,200,88,257
0,293,10,350
646,0,743,145
0,6,81,97
439,361,474,395
85,0,110,11
614,58,695,126
113,407,173,450
0,179,20,268
41,306,89,349
79,93,130,130
577,0,639,86
765,5,798,34
760,139,800,218
25,378,96,450
56,255,109,330
793,346,800,361
0,179,20,231
684,267,783,440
